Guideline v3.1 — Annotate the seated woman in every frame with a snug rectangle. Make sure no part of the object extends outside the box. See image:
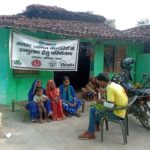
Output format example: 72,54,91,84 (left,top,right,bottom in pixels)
46,80,65,121
26,80,52,122
59,76,81,117
81,77,98,100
